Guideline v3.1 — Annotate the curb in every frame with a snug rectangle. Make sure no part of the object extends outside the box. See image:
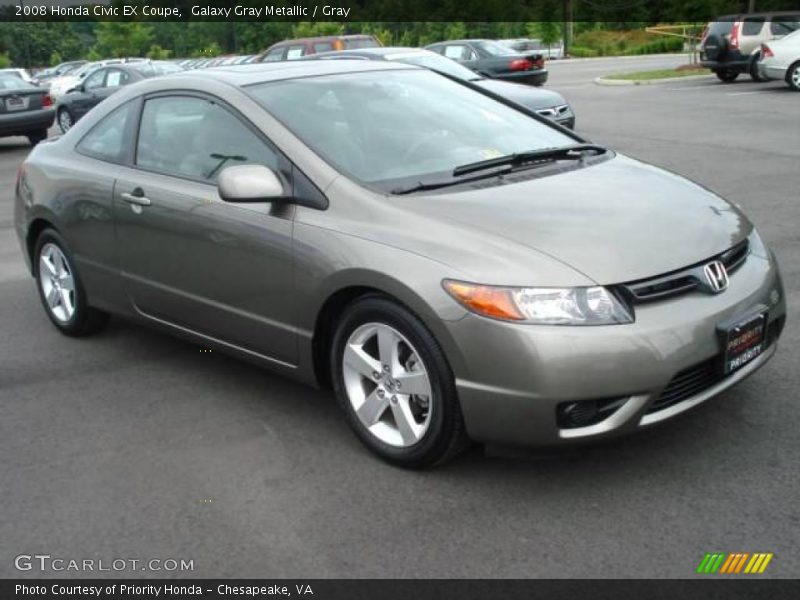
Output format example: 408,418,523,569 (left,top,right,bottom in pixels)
594,74,713,86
